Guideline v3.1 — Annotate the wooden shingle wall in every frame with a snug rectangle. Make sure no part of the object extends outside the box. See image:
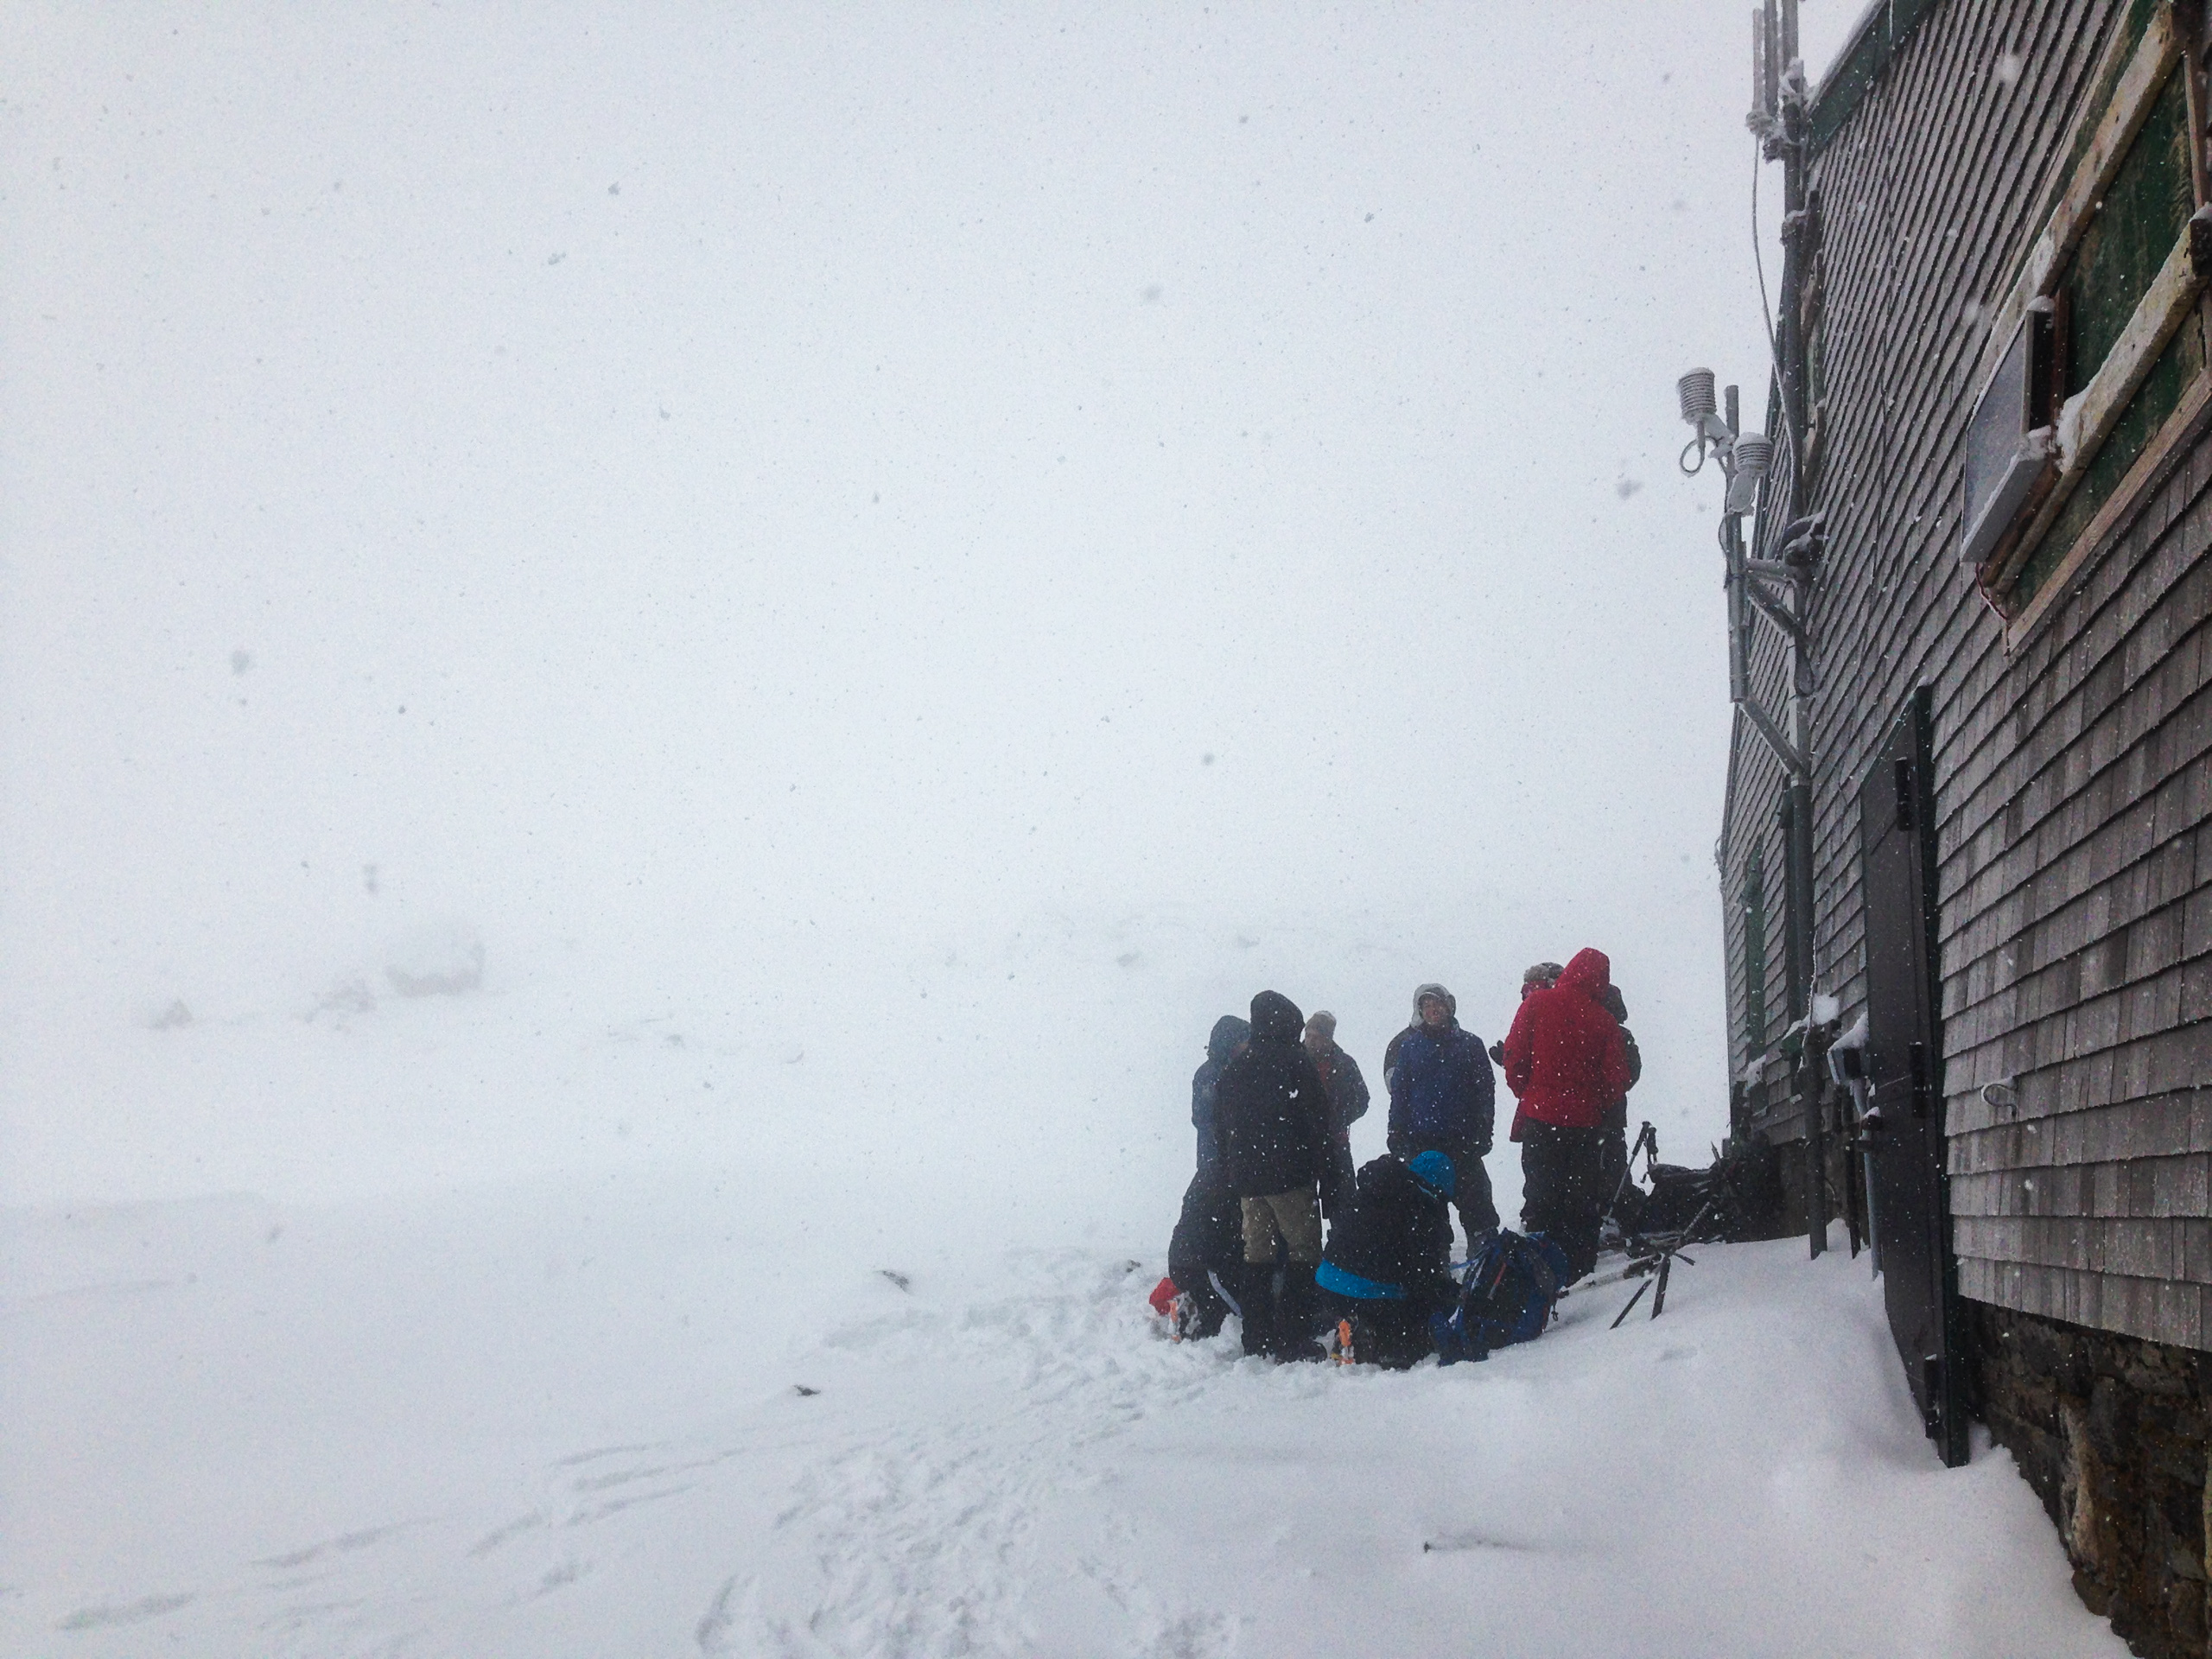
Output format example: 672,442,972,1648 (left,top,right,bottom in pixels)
1946,435,2212,1346
1717,0,2212,1350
